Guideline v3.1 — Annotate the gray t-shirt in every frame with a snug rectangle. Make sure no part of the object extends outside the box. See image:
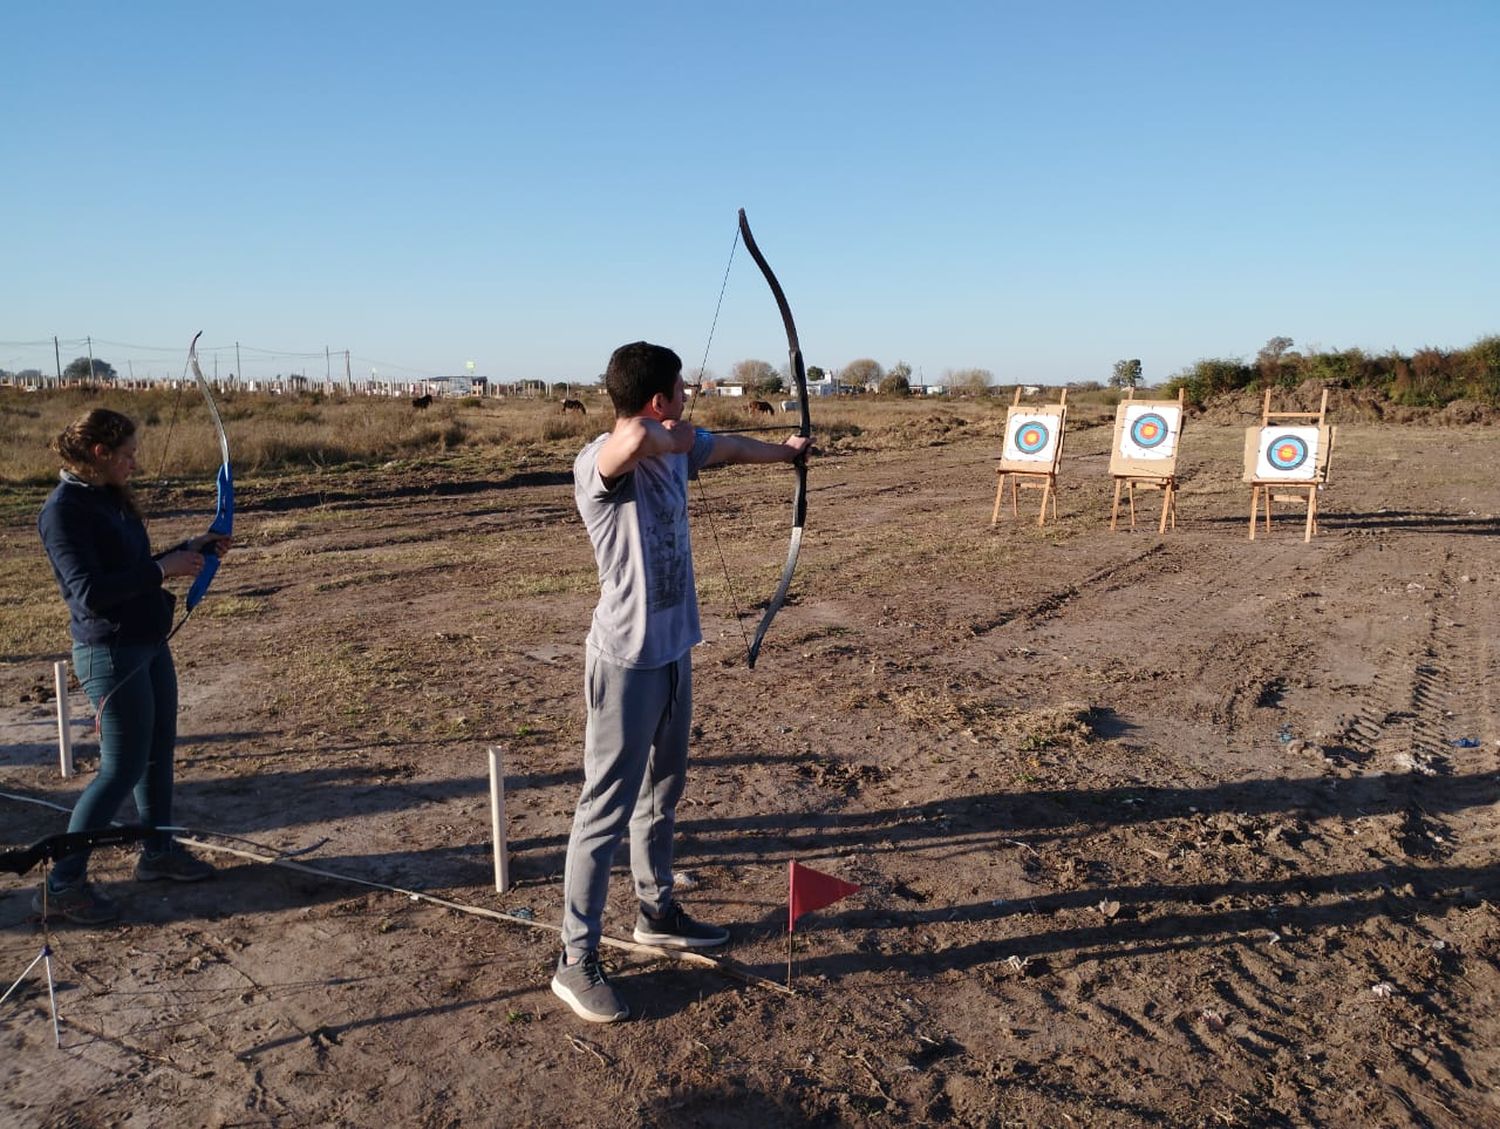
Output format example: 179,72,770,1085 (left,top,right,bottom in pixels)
574,428,716,669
